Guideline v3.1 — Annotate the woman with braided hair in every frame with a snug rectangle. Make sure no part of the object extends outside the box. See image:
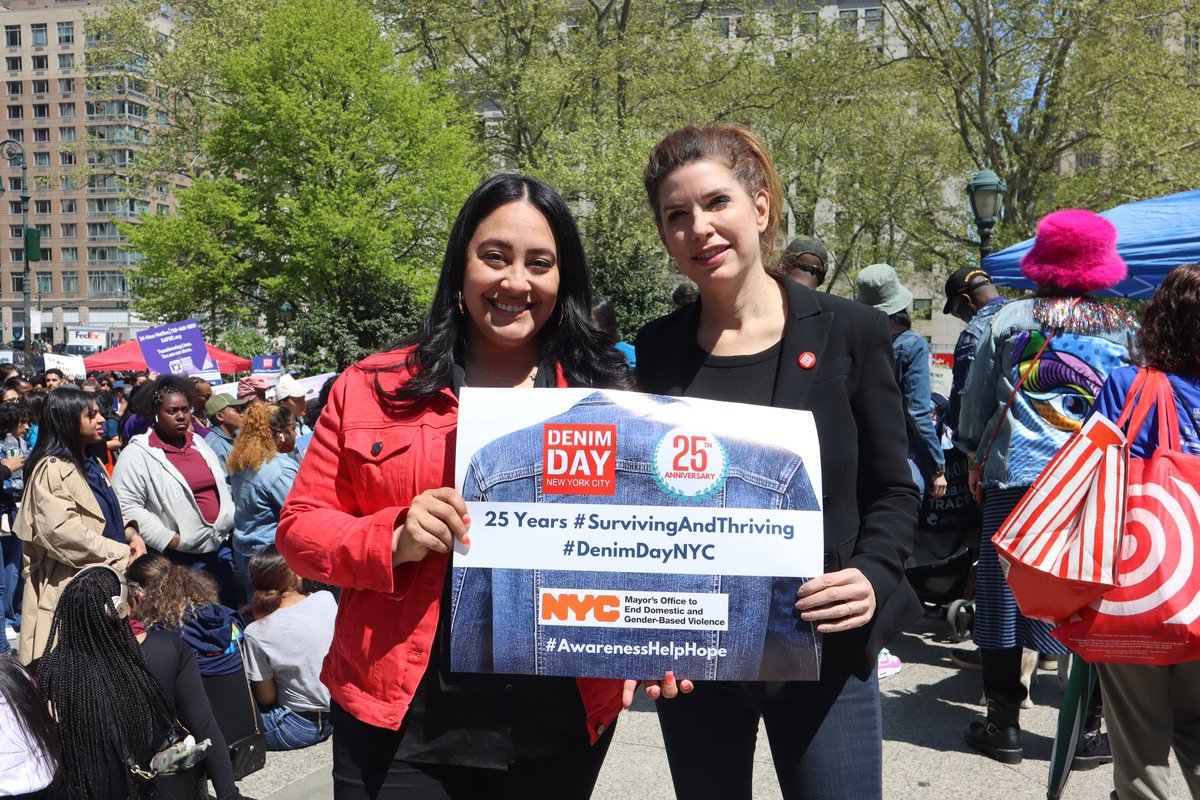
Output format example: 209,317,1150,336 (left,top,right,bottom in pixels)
36,564,250,800
113,376,238,607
